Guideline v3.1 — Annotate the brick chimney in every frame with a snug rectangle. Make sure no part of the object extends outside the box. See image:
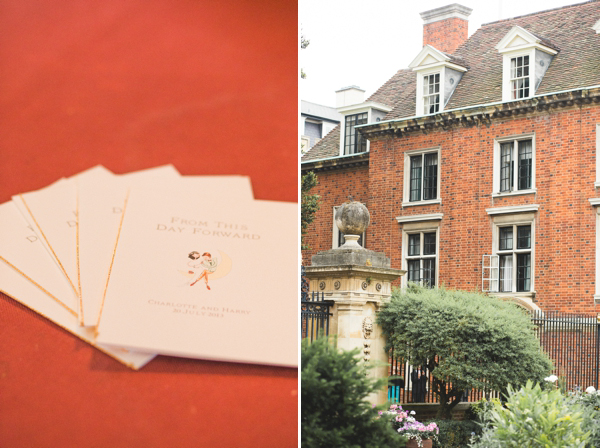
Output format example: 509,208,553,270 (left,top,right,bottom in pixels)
420,3,472,54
